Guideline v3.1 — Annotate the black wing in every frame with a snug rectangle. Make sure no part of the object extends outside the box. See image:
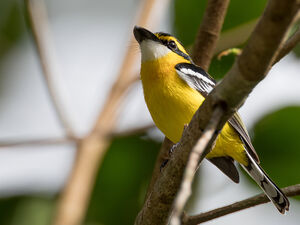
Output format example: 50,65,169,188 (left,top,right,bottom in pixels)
175,62,260,164
208,157,239,183
175,63,215,97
